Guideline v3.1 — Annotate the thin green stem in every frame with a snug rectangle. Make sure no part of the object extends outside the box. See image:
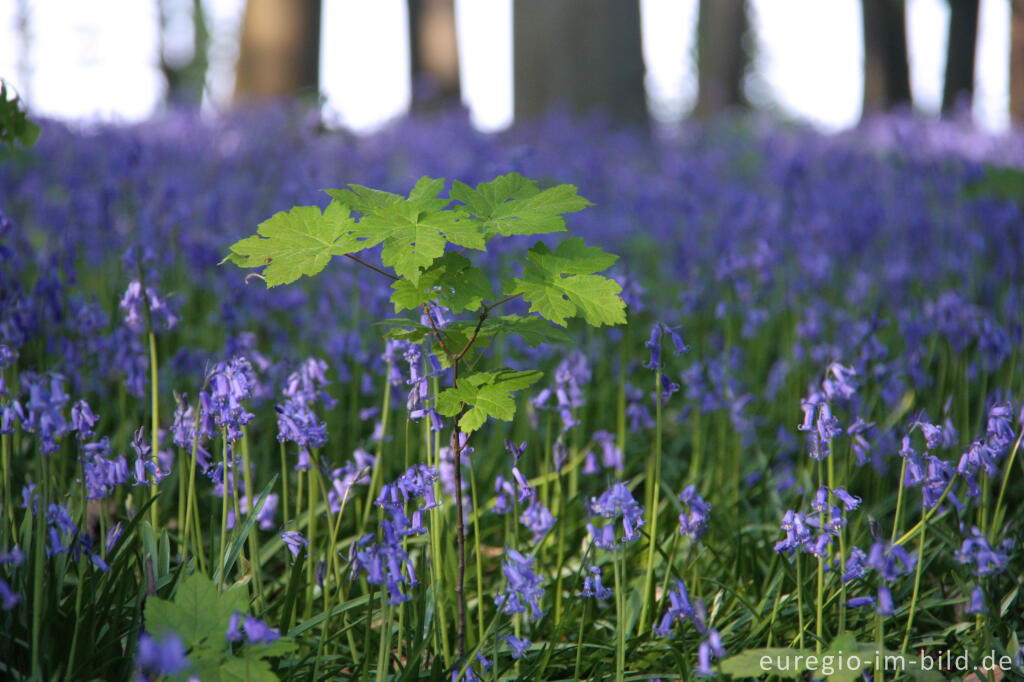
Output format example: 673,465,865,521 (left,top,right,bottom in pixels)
613,550,625,682
795,553,805,650
816,458,825,652
890,457,909,544
901,501,927,652
148,331,160,529
639,363,663,634
217,431,230,591
279,441,290,529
